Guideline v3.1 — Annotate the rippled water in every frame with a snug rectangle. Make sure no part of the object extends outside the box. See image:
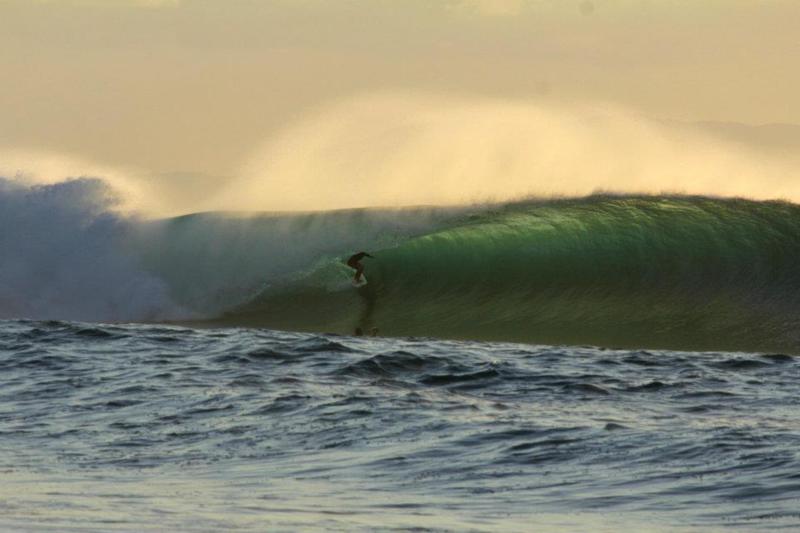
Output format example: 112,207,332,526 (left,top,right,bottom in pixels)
1,320,799,531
